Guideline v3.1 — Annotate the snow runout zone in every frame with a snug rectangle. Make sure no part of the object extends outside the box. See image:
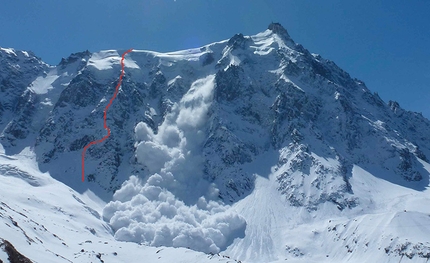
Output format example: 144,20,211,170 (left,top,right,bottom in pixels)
81,49,133,182
0,147,238,263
